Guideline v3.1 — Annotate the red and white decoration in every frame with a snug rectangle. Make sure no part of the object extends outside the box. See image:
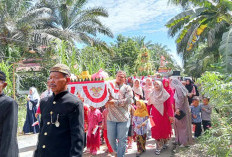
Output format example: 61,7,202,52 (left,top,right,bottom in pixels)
107,80,120,99
68,80,109,108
